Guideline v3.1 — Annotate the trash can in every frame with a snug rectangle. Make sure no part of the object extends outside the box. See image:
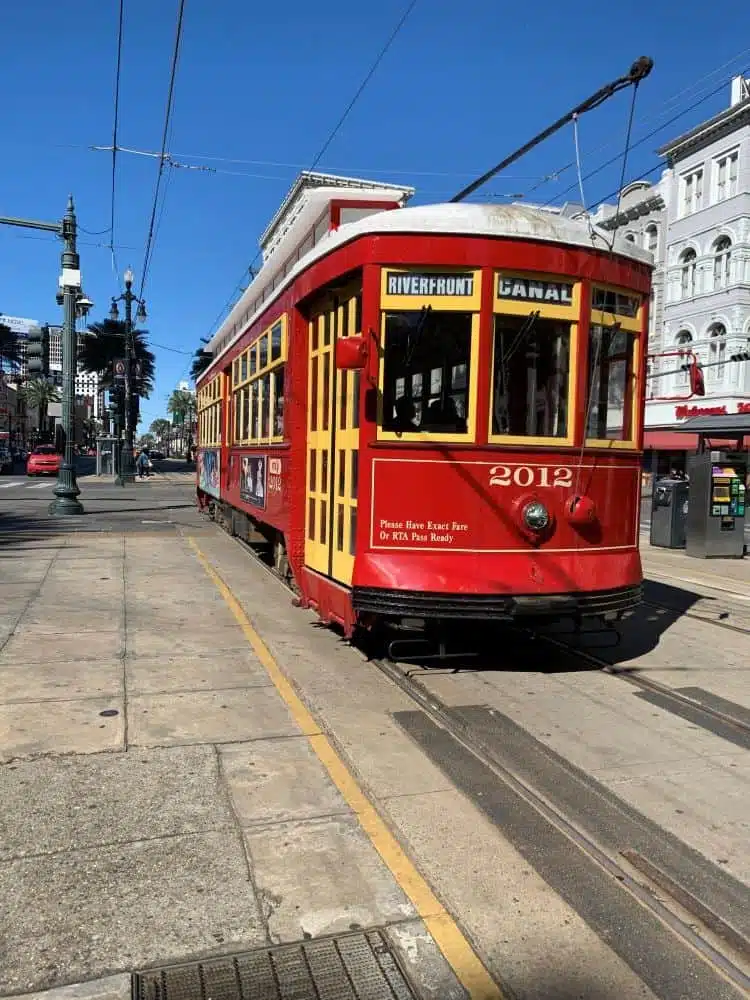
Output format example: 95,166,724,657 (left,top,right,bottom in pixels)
649,477,689,549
